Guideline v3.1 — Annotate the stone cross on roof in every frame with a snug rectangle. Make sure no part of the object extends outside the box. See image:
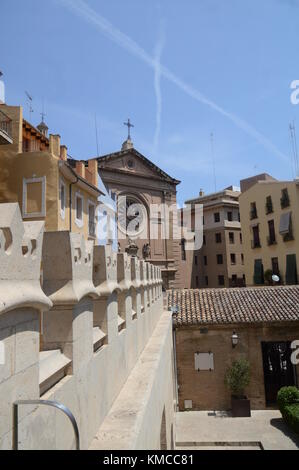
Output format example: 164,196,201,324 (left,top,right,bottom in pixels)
124,118,134,140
